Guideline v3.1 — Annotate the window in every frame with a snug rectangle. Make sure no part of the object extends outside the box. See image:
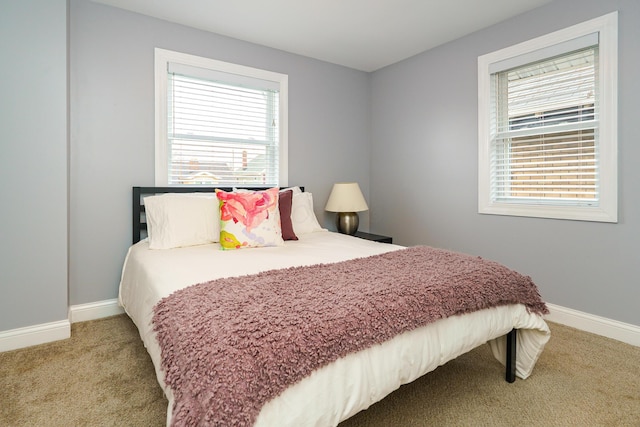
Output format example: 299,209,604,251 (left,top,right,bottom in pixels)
155,48,288,186
478,12,617,222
